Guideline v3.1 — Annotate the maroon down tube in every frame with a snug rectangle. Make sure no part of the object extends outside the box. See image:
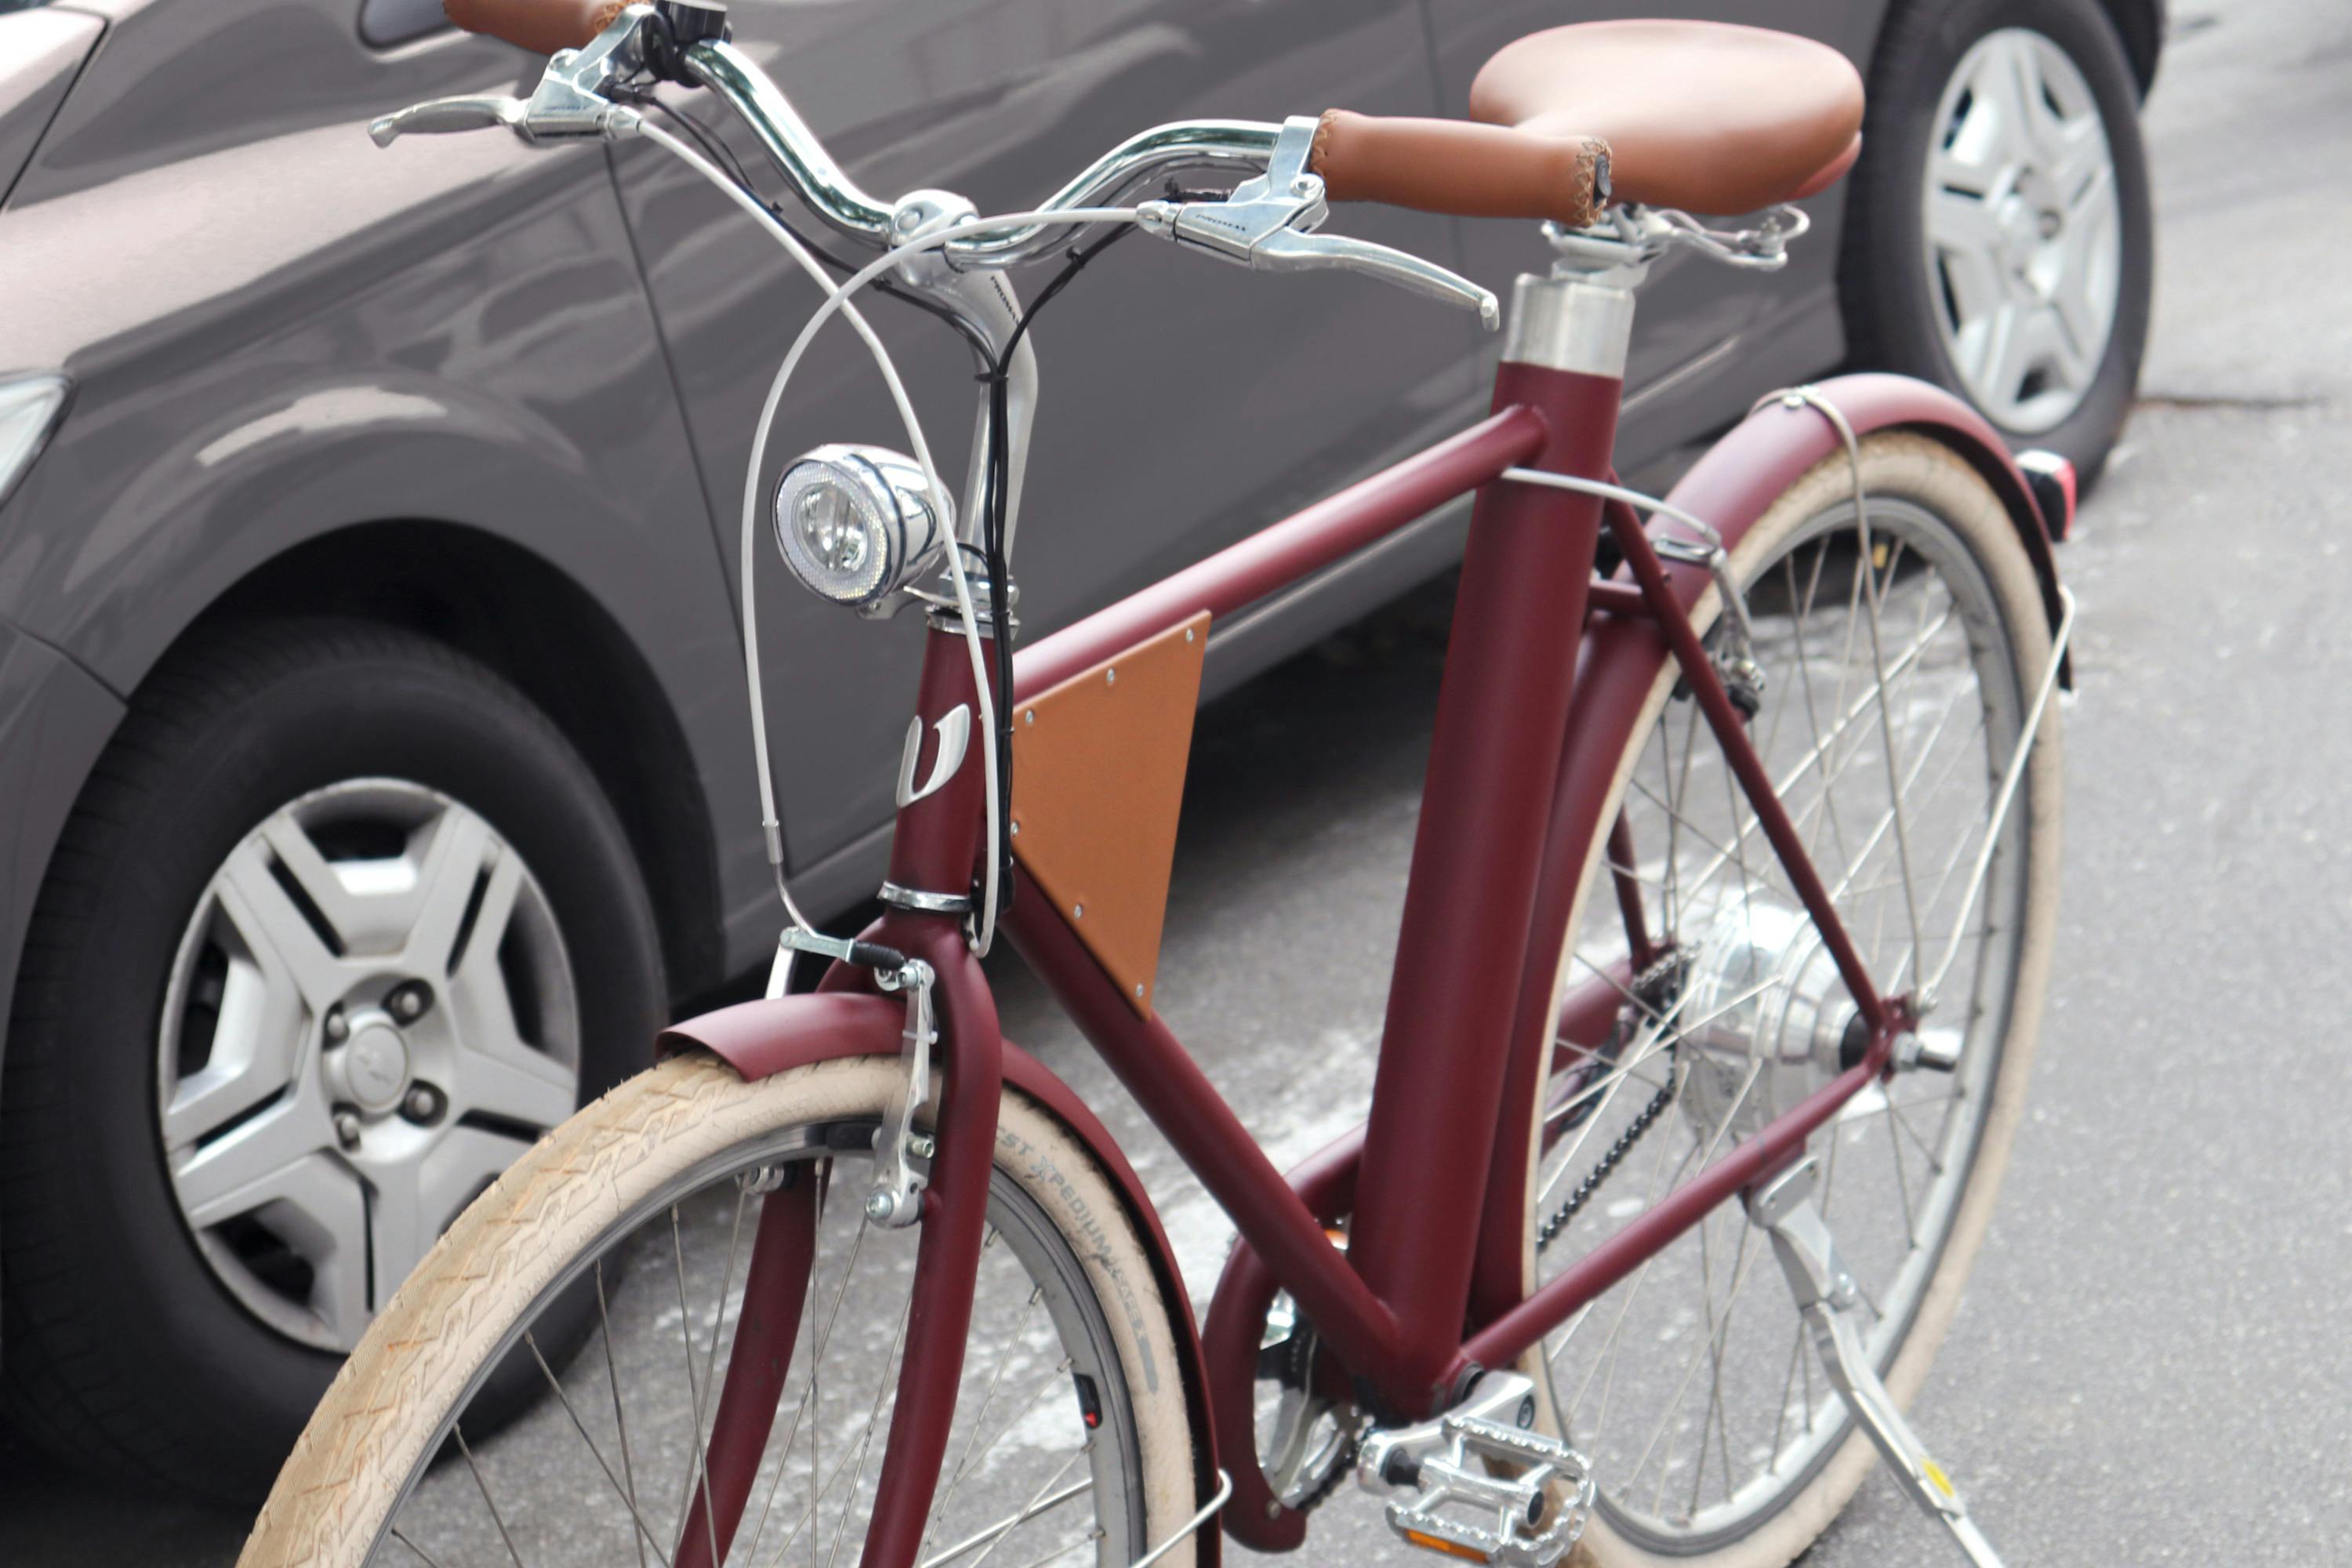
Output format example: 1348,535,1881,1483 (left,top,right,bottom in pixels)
677,1175,821,1568
1345,360,1619,1406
